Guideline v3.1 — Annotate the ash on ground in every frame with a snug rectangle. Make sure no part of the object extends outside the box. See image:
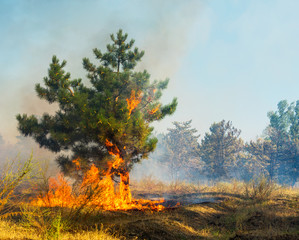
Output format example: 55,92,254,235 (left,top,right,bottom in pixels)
135,193,225,208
